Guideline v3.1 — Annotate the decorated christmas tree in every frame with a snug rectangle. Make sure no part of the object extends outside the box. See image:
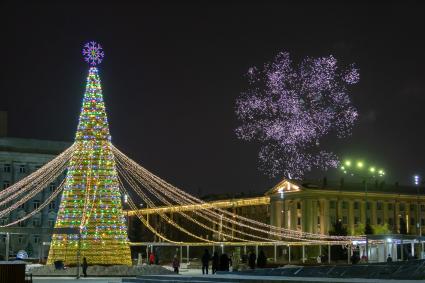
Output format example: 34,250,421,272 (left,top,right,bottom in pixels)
47,42,131,265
